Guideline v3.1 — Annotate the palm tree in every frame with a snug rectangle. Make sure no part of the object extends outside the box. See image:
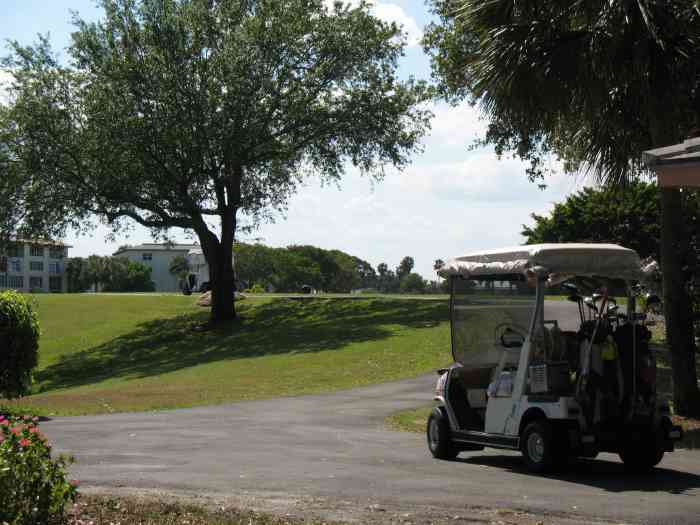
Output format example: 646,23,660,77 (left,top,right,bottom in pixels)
425,0,700,414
